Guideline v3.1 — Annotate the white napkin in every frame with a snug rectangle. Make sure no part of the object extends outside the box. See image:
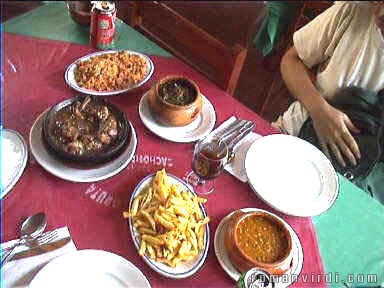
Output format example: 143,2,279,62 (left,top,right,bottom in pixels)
211,116,262,182
1,226,77,288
